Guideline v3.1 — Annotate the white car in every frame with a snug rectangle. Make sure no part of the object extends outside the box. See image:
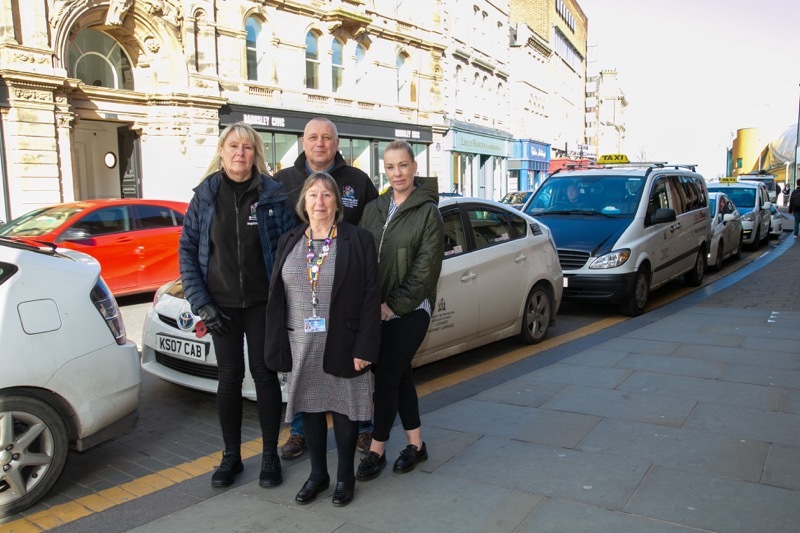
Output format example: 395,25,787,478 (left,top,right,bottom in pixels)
707,192,743,271
0,236,140,516
769,204,785,237
142,197,563,395
707,178,771,249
